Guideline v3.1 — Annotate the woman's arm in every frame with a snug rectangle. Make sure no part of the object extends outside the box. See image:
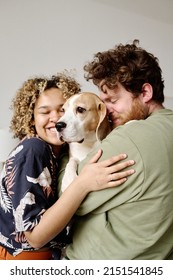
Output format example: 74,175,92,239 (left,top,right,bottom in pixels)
25,150,135,248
